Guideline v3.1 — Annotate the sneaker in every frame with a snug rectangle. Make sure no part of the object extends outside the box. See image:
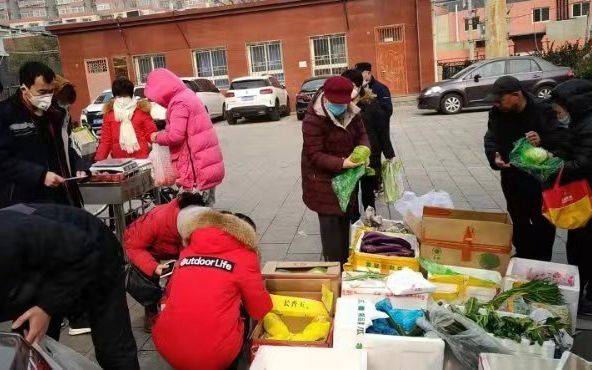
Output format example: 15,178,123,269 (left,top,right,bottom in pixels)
68,327,92,336
577,297,592,317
